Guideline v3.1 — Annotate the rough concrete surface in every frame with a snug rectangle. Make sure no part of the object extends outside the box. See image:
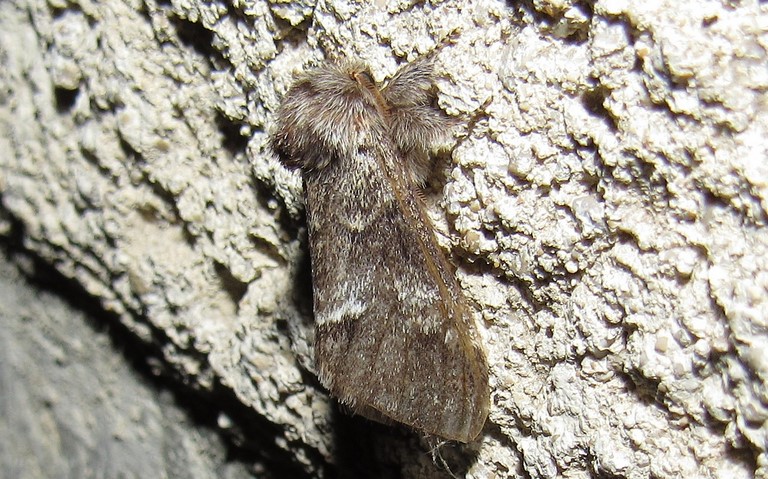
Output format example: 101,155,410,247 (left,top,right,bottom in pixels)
0,0,766,477
0,254,264,479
